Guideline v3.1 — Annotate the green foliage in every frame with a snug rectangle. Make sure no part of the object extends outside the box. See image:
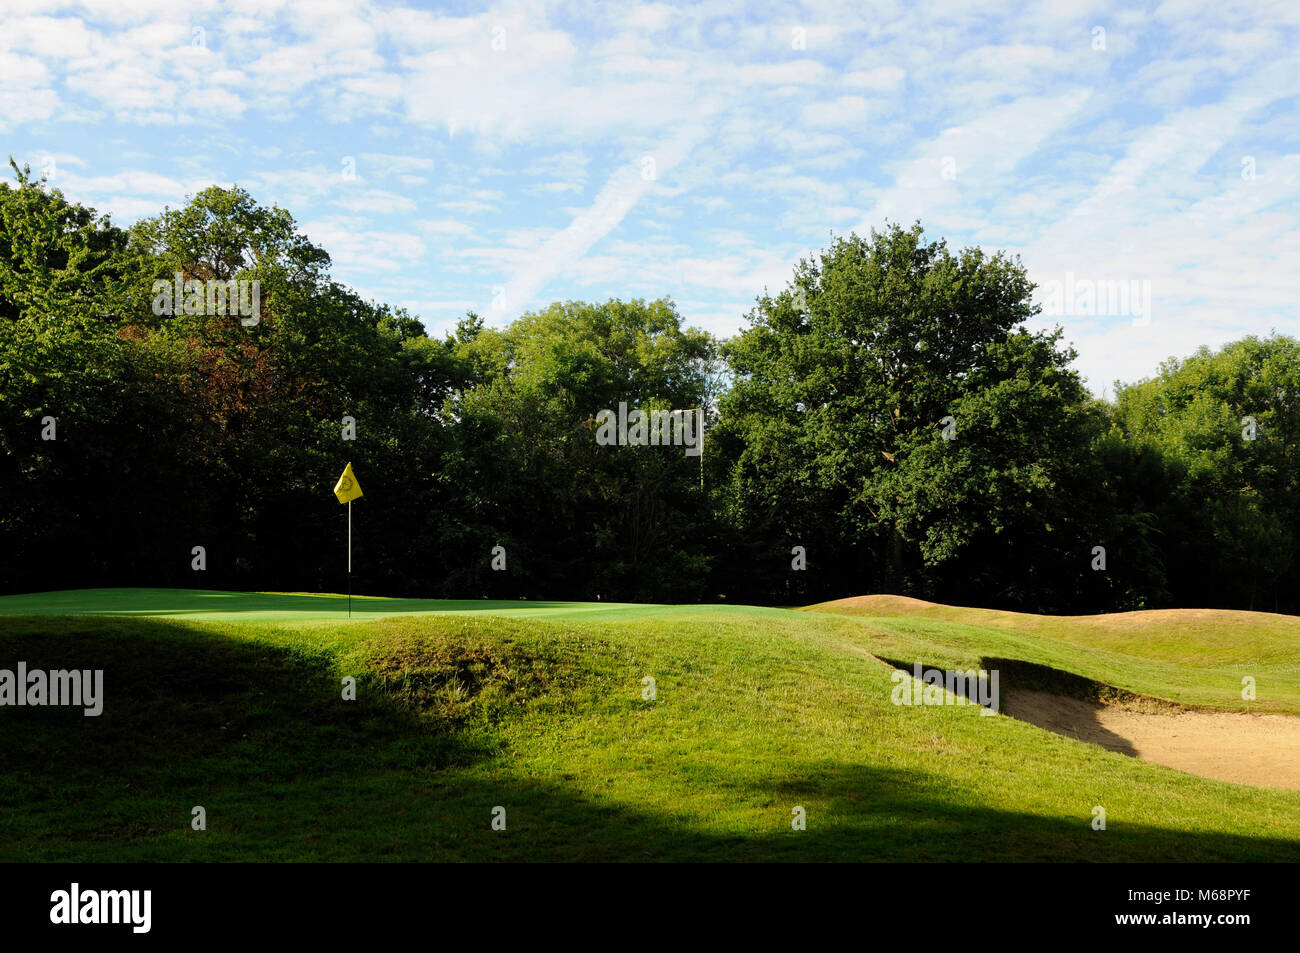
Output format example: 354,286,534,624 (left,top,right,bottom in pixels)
717,223,1104,609
441,298,719,601
2,161,1296,614
1113,335,1300,610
